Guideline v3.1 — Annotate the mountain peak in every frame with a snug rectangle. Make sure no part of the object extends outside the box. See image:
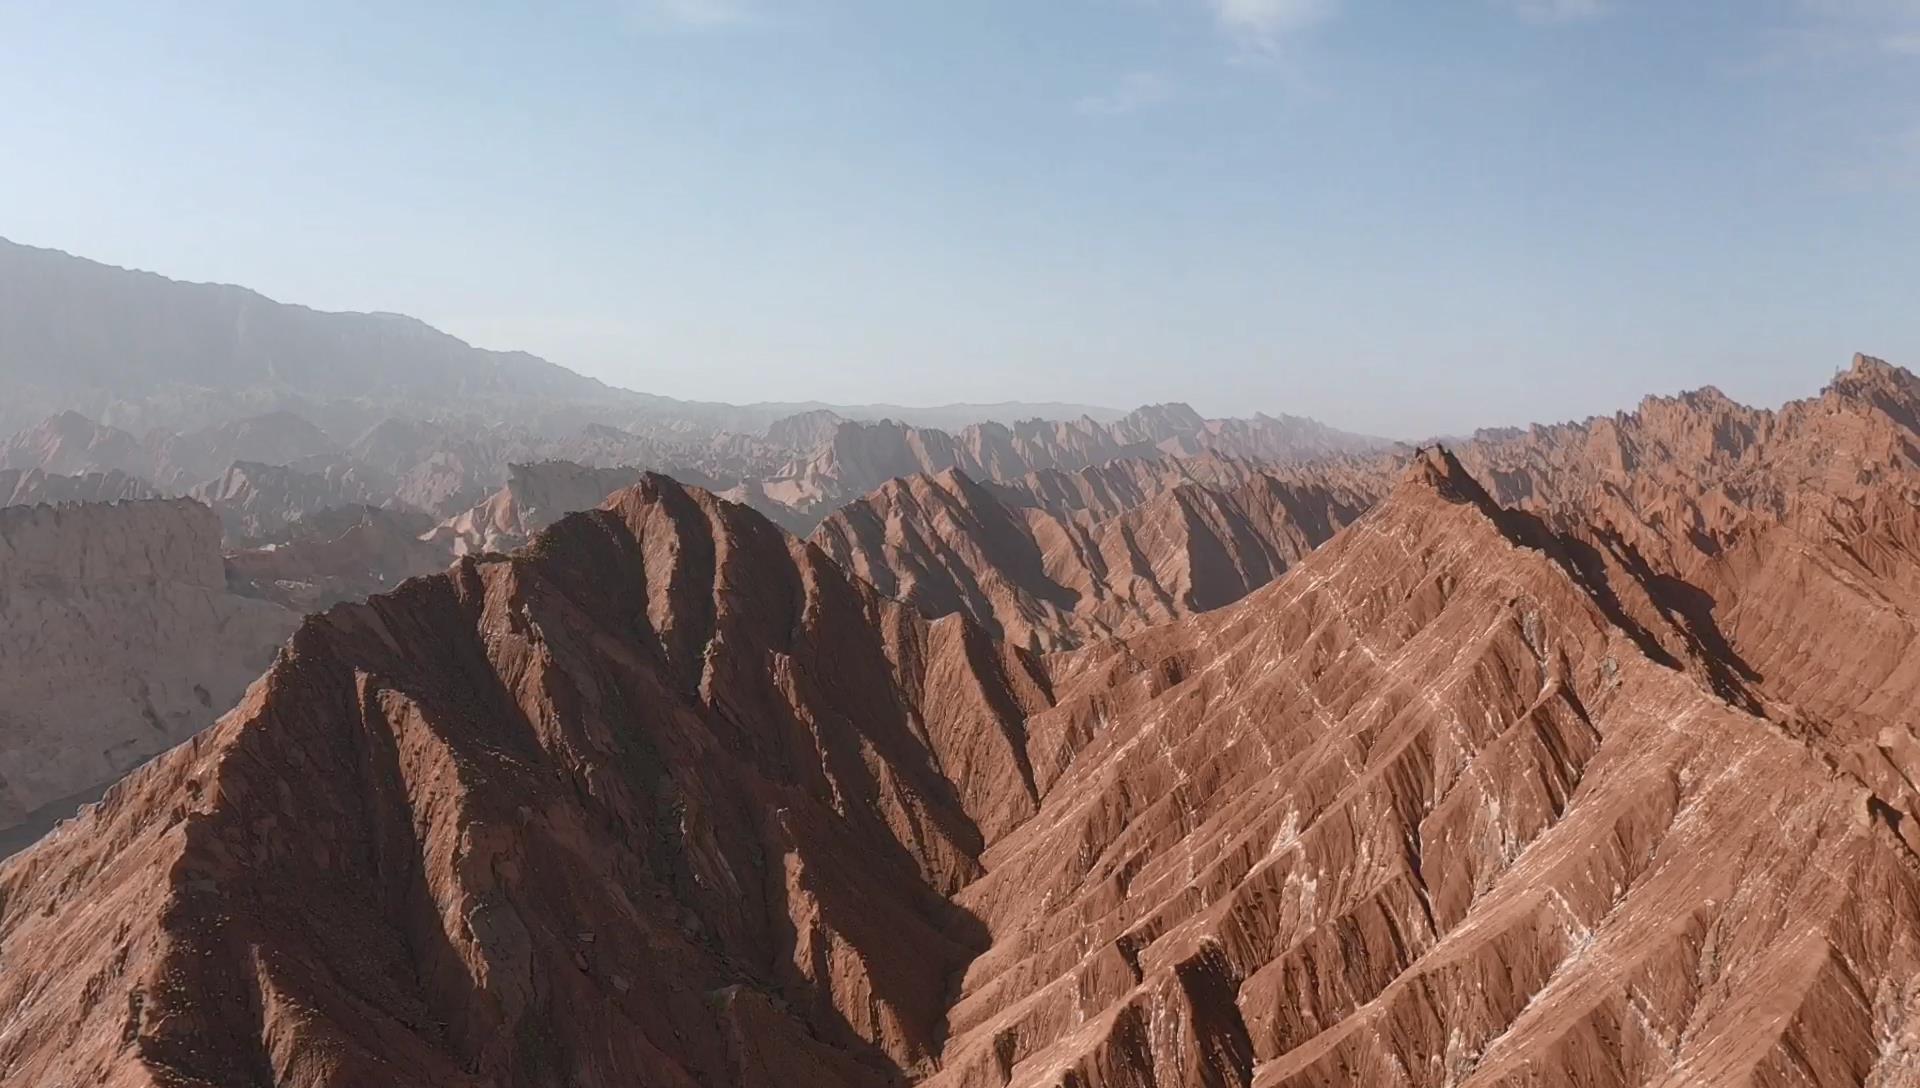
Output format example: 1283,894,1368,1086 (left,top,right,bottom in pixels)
1402,444,1497,509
